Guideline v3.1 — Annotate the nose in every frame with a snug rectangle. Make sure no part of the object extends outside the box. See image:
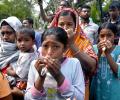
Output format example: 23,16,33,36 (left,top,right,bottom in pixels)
63,25,68,30
103,36,107,41
46,47,53,56
3,33,9,41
